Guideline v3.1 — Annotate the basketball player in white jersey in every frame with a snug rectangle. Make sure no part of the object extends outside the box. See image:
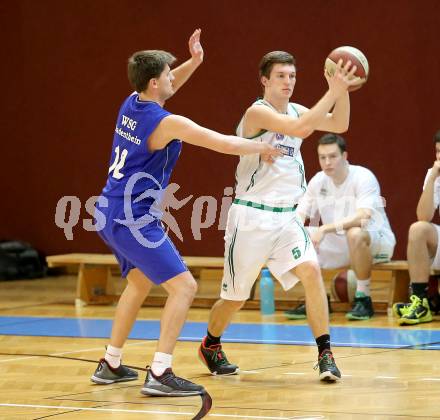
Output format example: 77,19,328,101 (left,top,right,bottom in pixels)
393,131,440,325
293,133,395,321
198,51,360,382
